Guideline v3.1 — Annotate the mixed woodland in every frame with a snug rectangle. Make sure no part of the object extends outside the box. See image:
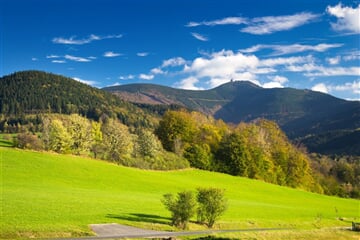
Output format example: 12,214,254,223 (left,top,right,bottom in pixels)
0,71,359,198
